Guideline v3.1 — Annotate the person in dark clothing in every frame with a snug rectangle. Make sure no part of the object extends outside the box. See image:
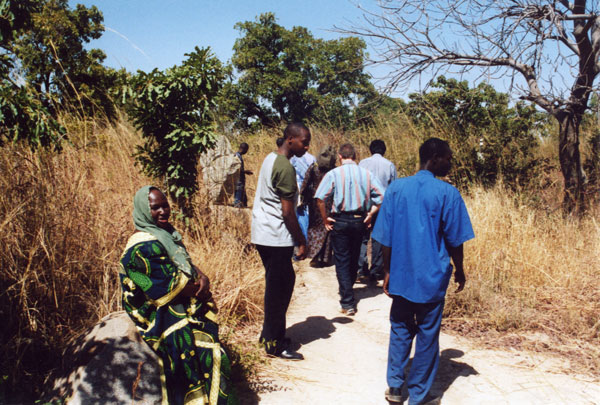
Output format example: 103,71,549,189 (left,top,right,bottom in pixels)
233,143,253,208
